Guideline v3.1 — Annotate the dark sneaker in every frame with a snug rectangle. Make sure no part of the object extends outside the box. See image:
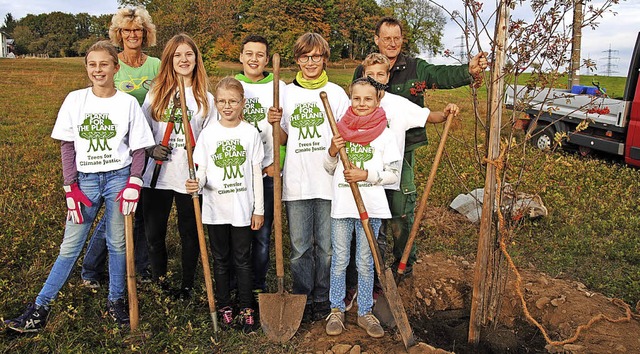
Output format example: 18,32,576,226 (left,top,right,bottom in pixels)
106,299,130,327
218,306,234,329
239,307,258,334
5,303,49,333
82,279,101,289
172,287,192,301
391,259,413,279
302,303,313,323
344,288,357,312
312,301,331,322
139,268,152,284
